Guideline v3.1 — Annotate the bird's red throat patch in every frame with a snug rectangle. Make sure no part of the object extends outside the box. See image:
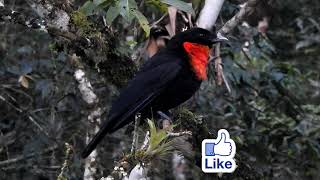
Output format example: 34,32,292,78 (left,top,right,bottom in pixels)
183,42,210,80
